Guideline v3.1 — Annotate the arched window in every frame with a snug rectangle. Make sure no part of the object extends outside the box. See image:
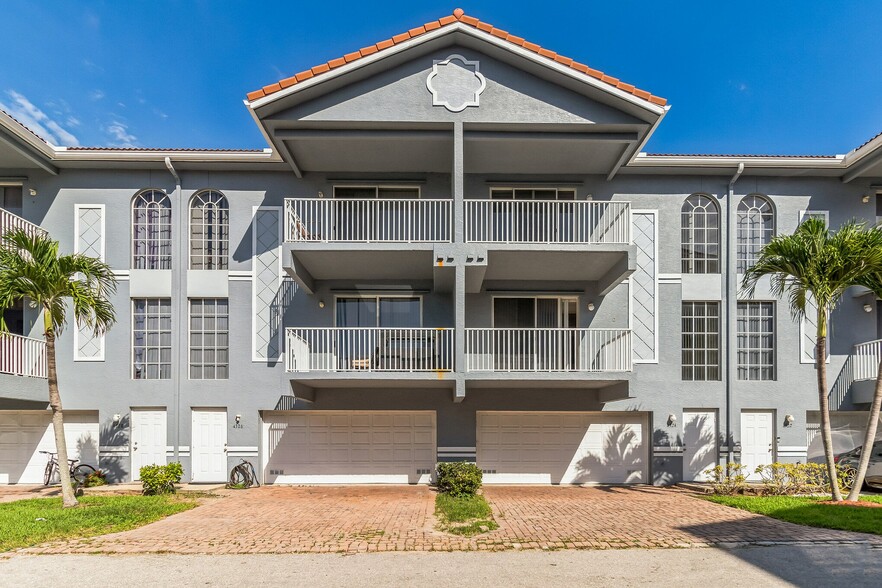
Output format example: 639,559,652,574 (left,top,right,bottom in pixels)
190,190,229,270
681,194,720,273
737,194,775,273
132,189,172,270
